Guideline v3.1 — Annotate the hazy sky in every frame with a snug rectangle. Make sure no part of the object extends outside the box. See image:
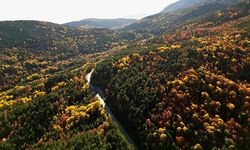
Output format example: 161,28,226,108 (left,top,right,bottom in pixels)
0,0,178,24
